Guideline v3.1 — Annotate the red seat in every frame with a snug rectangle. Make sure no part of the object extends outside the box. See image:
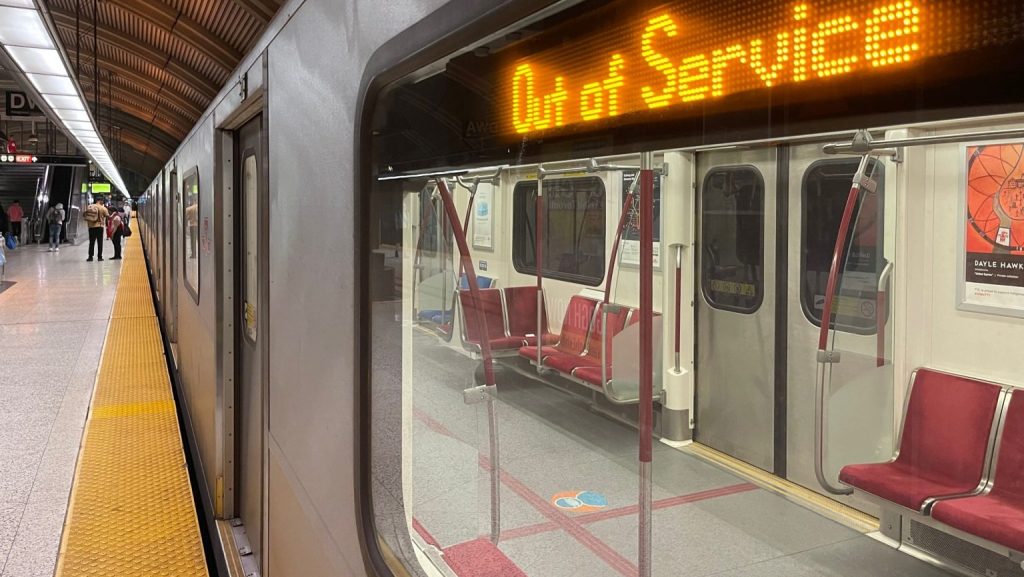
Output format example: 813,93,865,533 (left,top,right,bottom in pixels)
504,287,556,346
545,303,631,379
839,369,1002,511
519,295,597,364
932,390,1024,552
574,365,607,387
460,289,520,352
